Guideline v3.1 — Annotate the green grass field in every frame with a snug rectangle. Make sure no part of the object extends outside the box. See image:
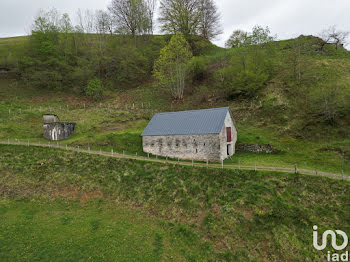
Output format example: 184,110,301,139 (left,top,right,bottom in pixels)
1,144,349,261
0,78,349,174
0,199,214,262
